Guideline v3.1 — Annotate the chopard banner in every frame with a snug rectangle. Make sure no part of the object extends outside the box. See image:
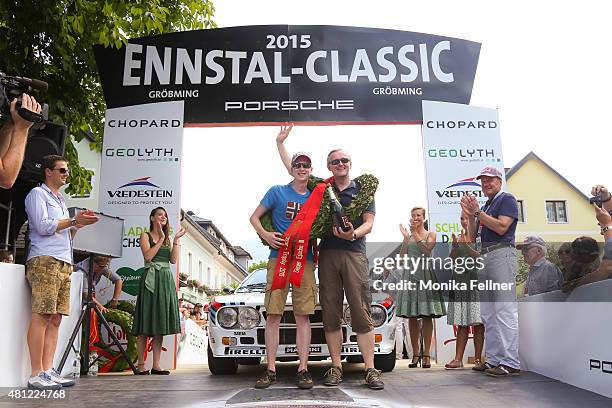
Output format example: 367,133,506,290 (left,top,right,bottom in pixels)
94,25,481,124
